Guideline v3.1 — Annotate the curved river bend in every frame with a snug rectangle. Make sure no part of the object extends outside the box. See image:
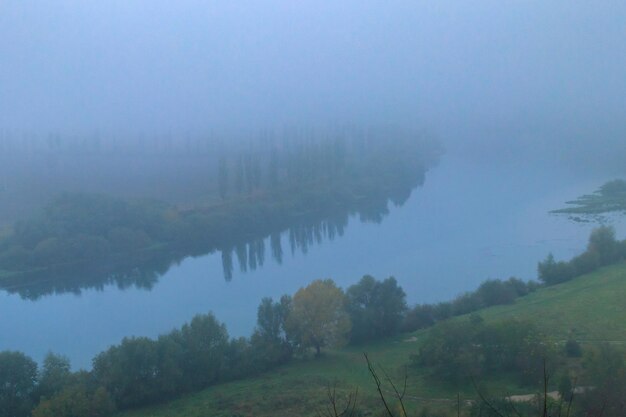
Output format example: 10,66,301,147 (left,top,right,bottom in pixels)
1,152,622,369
